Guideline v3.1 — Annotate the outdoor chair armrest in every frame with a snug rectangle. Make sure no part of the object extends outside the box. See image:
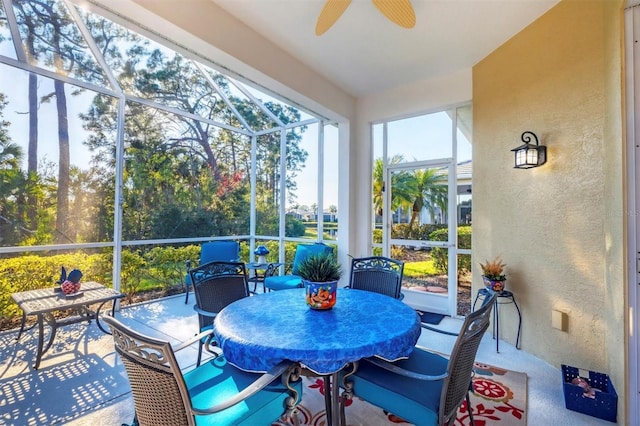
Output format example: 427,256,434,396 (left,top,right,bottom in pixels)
364,356,448,381
191,361,301,415
420,323,460,337
265,263,293,277
193,305,217,319
173,329,214,352
262,263,279,278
